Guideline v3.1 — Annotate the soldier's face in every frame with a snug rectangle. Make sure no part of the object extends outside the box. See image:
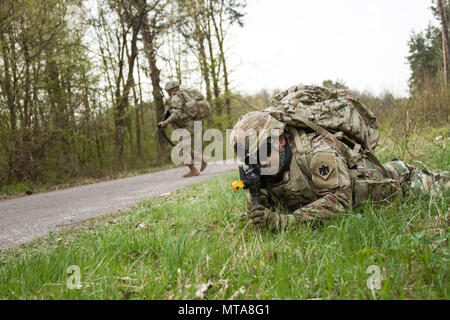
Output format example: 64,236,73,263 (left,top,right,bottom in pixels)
259,136,284,175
